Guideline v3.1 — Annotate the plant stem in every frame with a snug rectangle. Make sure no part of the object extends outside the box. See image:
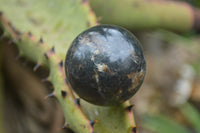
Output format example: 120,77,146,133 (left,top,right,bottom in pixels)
90,0,199,32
